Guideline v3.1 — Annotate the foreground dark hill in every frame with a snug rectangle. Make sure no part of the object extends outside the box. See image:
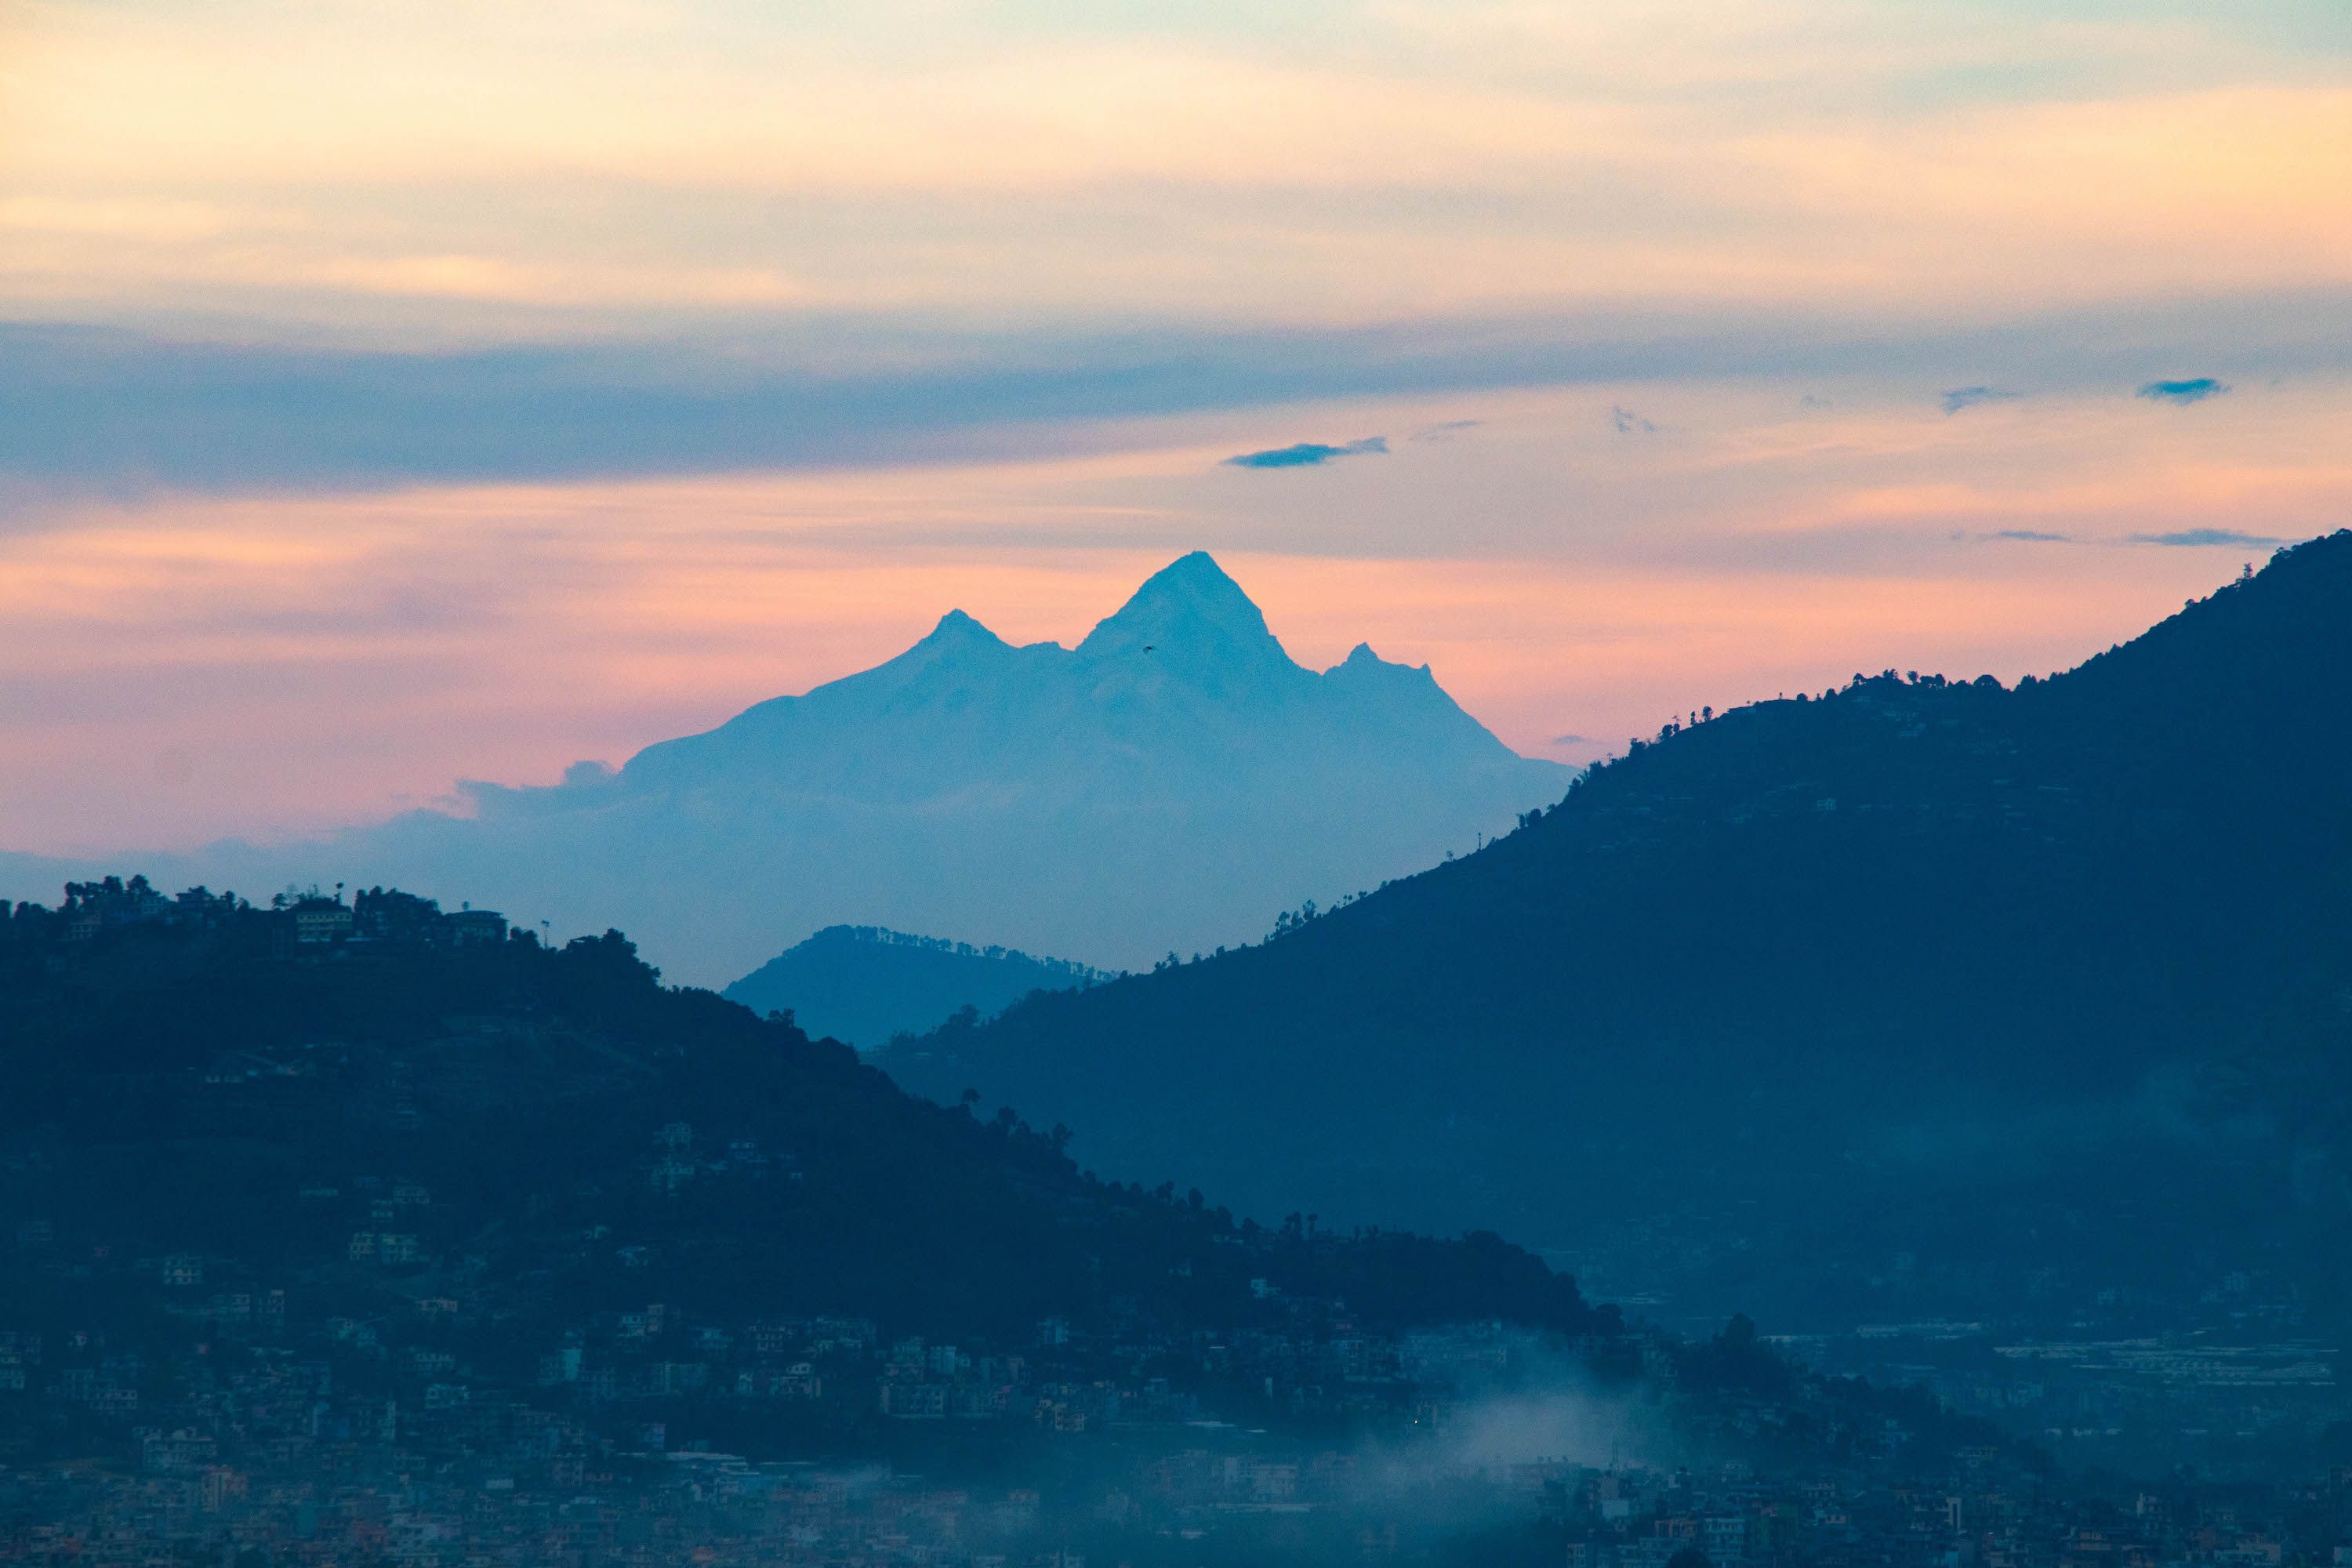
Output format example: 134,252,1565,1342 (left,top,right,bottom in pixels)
0,883,2032,1504
5,895,2075,1568
0,891,1596,1343
724,925,1109,1048
889,532,2352,1326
